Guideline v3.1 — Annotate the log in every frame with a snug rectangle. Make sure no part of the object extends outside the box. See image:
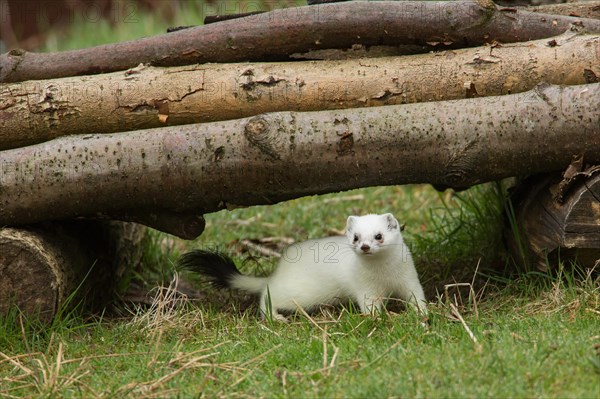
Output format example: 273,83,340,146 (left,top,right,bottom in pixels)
0,221,146,322
506,169,600,271
1,33,598,150
206,1,600,24
2,0,600,83
526,1,600,19
0,83,598,239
